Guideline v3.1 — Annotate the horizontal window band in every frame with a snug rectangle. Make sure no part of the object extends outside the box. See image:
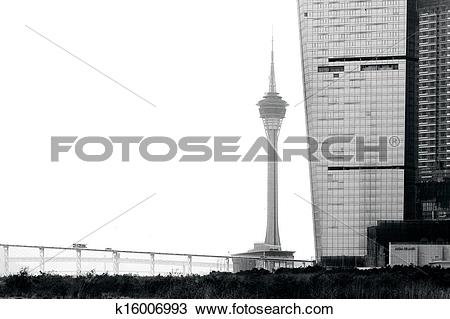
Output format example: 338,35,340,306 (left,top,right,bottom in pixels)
318,66,345,72
328,166,407,171
318,63,402,73
328,56,418,63
361,64,398,71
